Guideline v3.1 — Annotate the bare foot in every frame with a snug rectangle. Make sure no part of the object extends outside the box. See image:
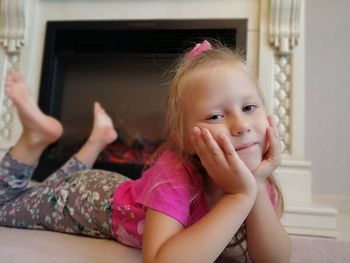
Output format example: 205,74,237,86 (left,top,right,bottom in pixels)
5,69,63,147
87,102,118,149
73,102,117,166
